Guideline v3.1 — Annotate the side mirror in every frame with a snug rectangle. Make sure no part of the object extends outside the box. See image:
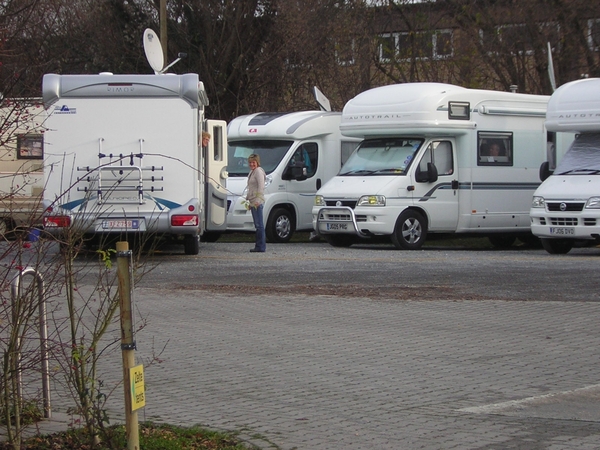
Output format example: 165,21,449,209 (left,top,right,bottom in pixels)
415,162,438,183
539,161,552,182
282,164,307,181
